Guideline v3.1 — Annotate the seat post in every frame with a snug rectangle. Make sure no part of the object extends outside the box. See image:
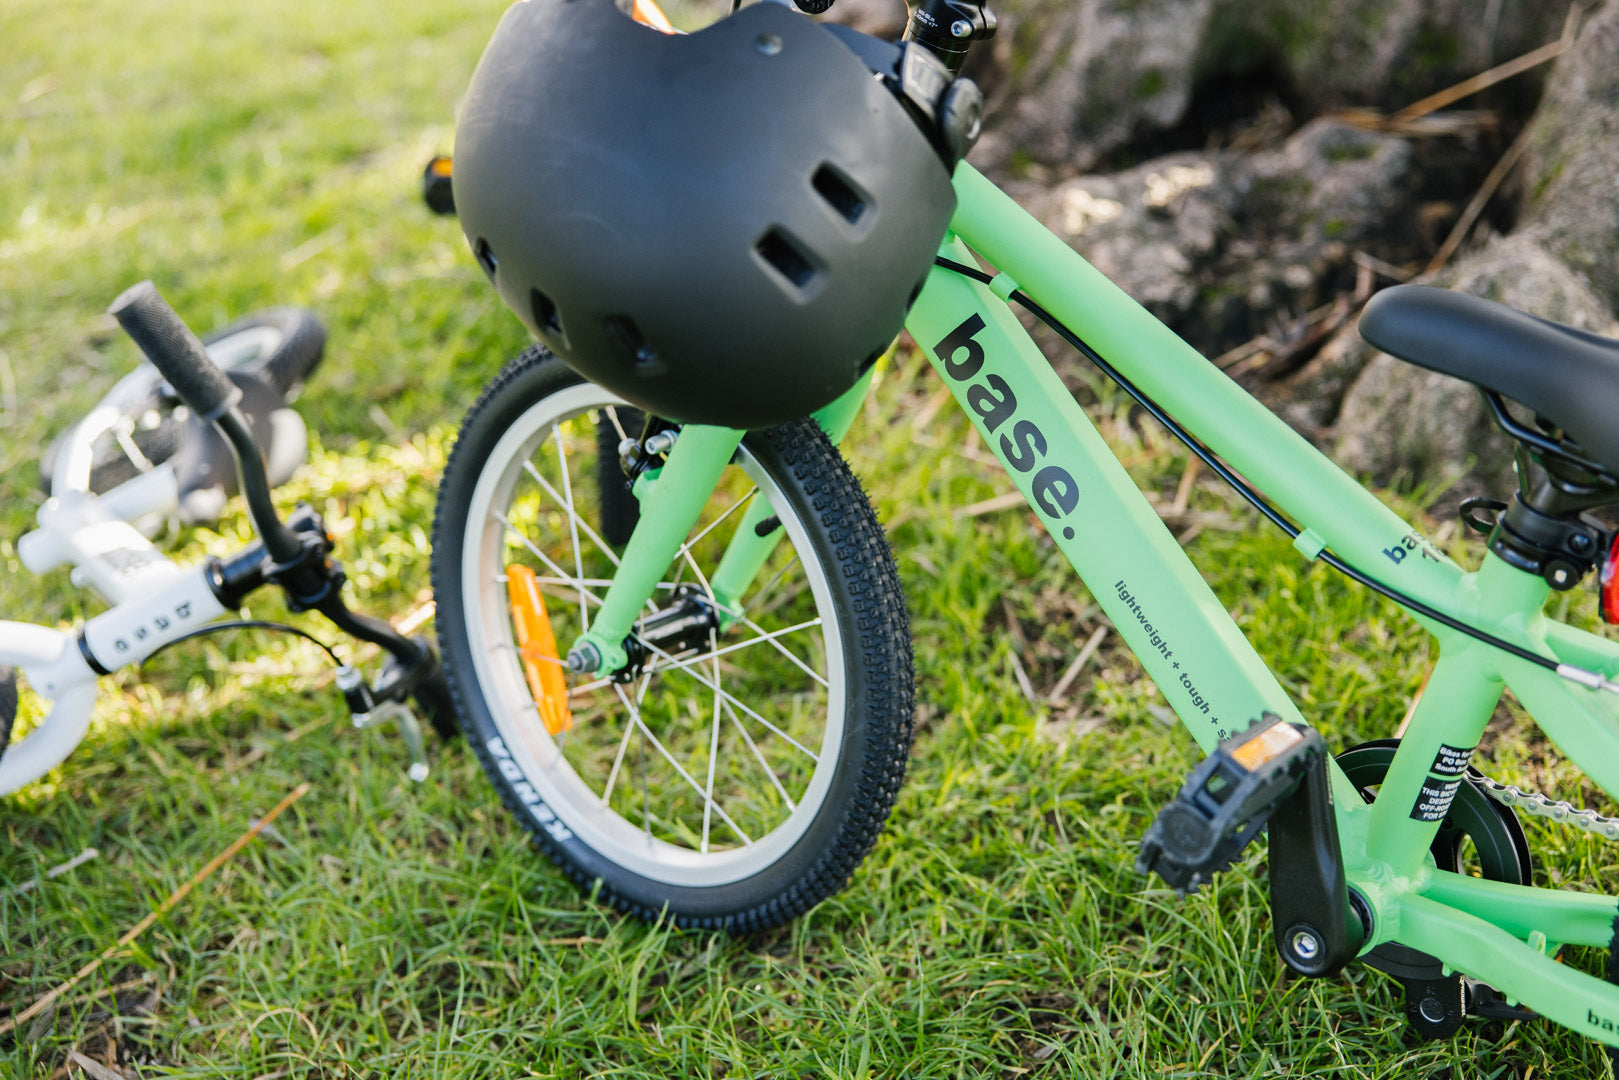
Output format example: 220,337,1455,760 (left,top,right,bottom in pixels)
1489,448,1617,591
